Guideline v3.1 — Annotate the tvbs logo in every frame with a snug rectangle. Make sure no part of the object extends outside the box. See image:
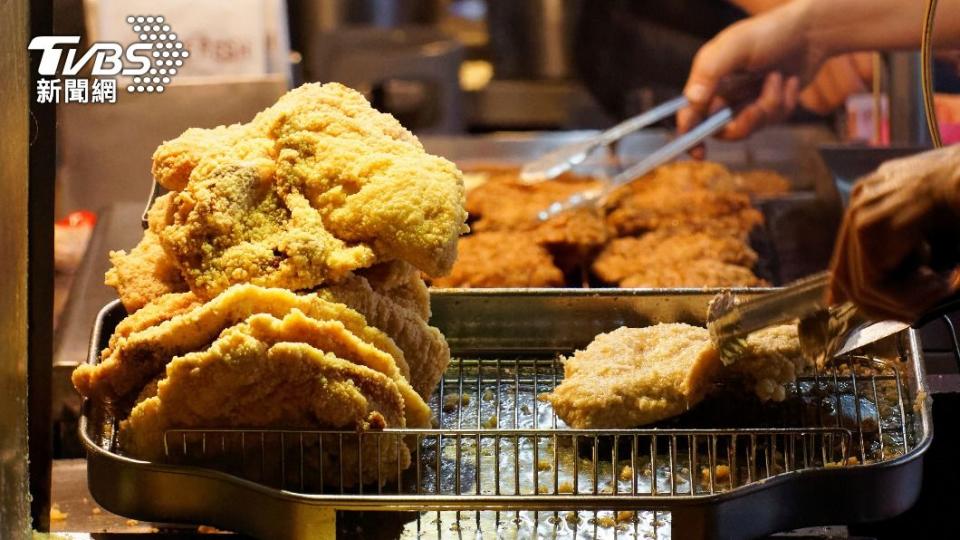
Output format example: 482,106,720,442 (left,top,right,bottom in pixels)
29,15,188,104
